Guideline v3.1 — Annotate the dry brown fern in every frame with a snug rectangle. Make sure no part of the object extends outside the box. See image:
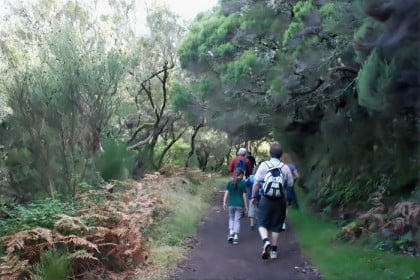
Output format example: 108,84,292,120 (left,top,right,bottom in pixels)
69,251,99,262
393,201,420,227
338,188,388,241
54,215,89,233
0,175,168,279
384,217,406,234
0,255,29,280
